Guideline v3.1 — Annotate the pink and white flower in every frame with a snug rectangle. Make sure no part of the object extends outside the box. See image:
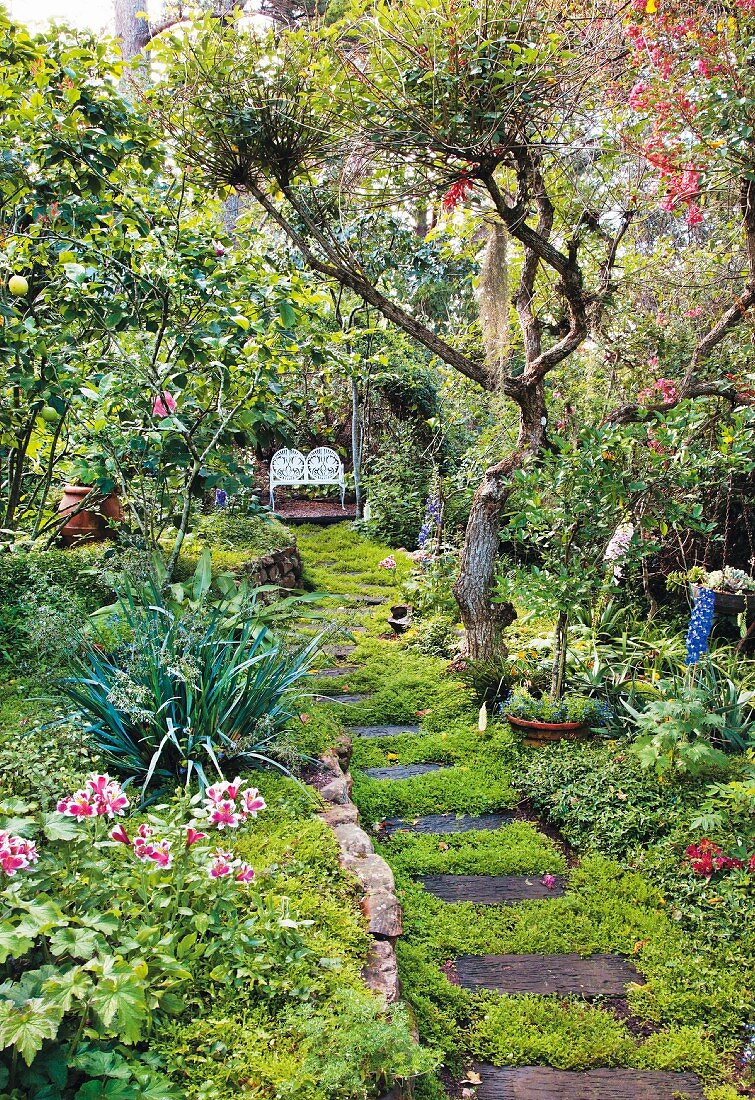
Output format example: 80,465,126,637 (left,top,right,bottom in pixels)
378,555,397,570
57,775,129,819
0,831,38,877
110,823,131,845
152,390,177,418
235,862,256,883
185,826,207,848
240,788,266,818
207,800,243,829
207,849,235,878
